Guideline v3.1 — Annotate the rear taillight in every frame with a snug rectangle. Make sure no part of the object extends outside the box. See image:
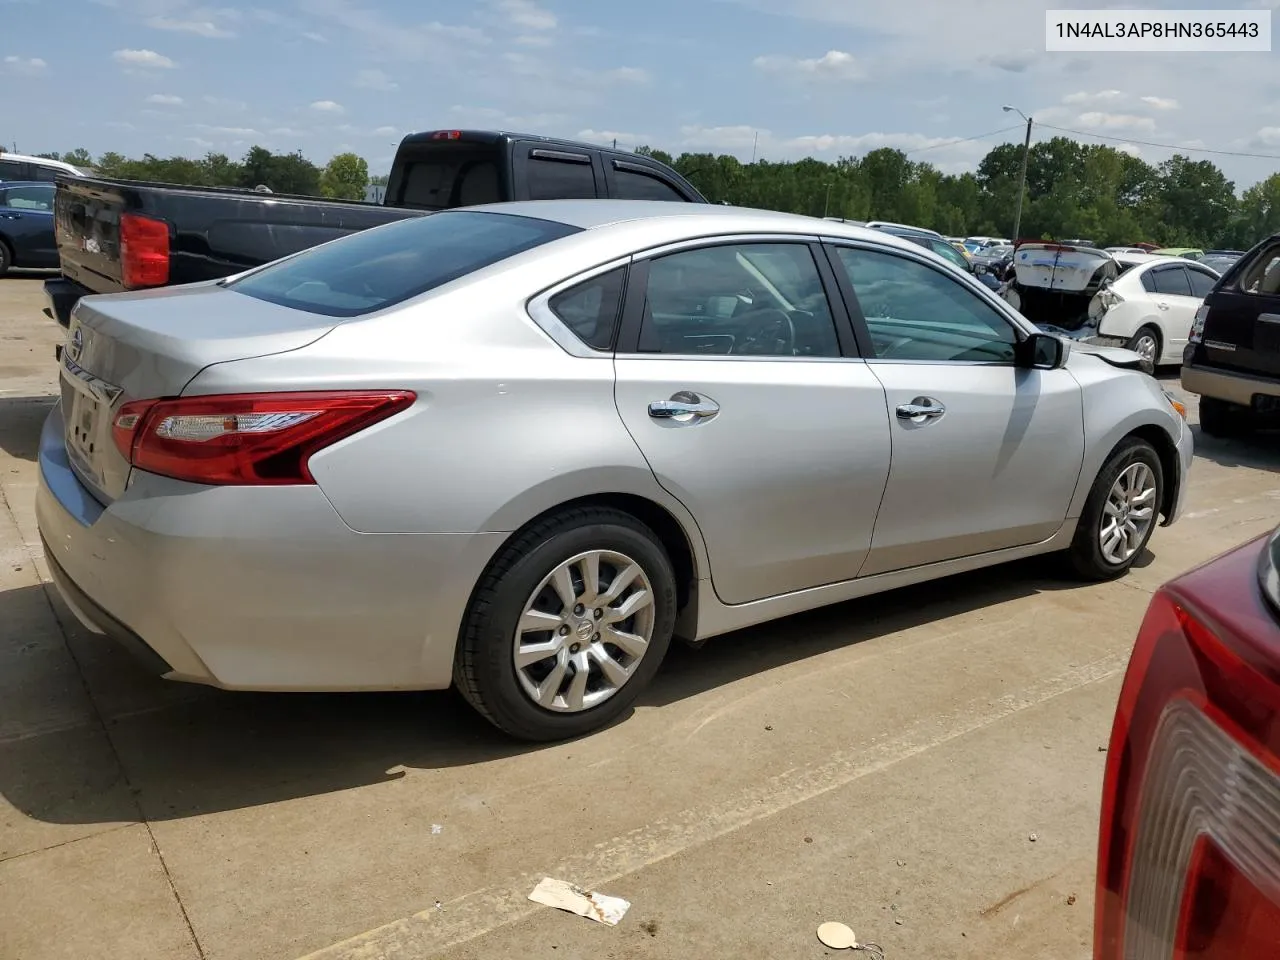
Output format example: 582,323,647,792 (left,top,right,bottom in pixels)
111,391,415,485
119,213,170,289
1189,305,1209,344
1095,588,1280,960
